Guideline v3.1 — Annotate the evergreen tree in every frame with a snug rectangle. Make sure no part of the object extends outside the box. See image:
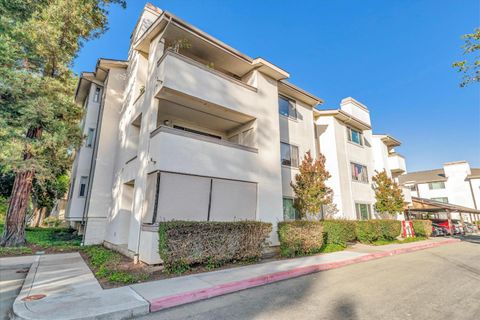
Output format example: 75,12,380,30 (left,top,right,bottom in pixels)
291,151,333,219
372,170,405,217
0,0,126,246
